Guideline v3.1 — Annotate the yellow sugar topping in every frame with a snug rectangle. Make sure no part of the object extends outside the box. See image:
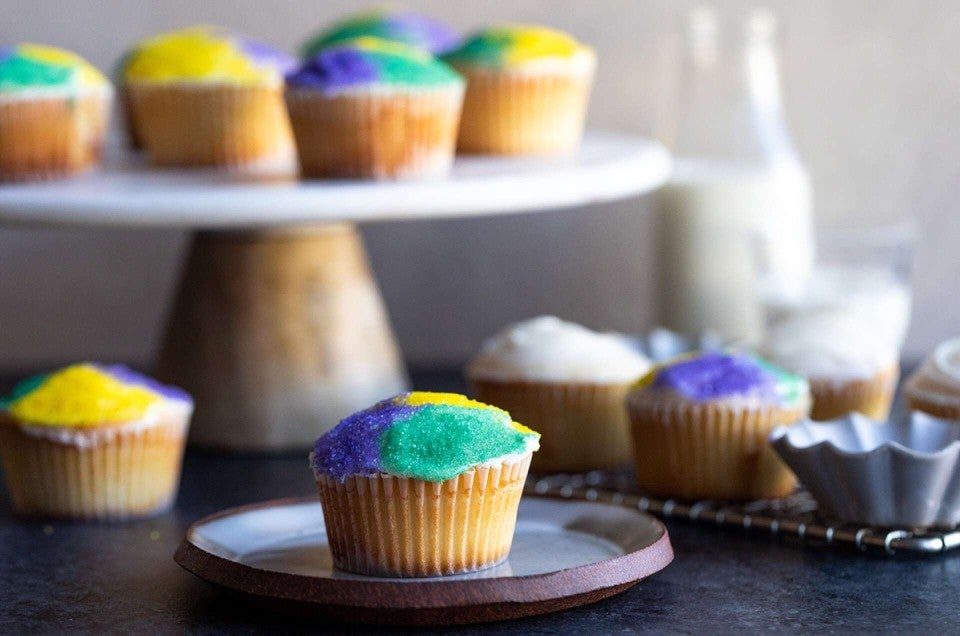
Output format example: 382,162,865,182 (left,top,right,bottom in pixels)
7,364,161,426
